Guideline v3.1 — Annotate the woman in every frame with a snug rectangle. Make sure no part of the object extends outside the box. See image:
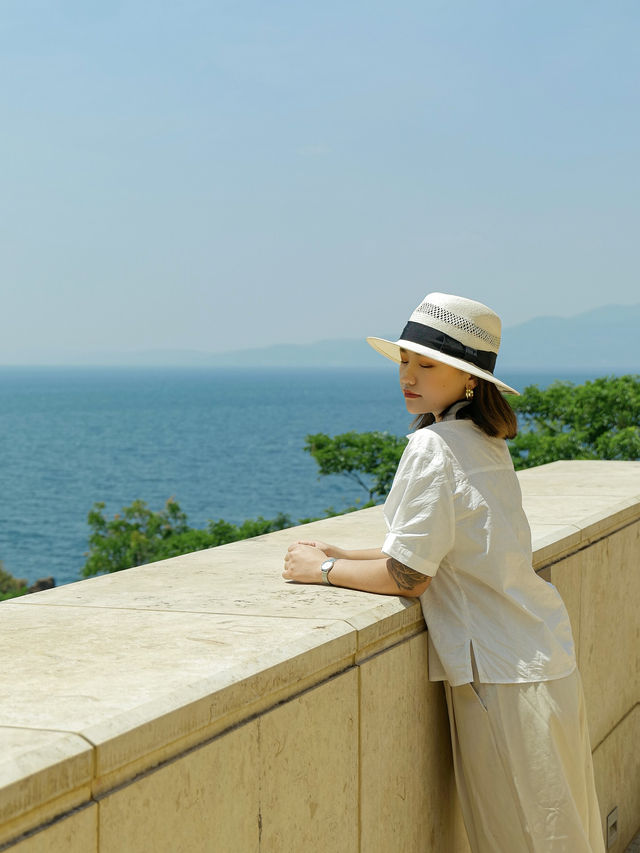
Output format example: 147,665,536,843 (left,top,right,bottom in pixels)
283,292,604,852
